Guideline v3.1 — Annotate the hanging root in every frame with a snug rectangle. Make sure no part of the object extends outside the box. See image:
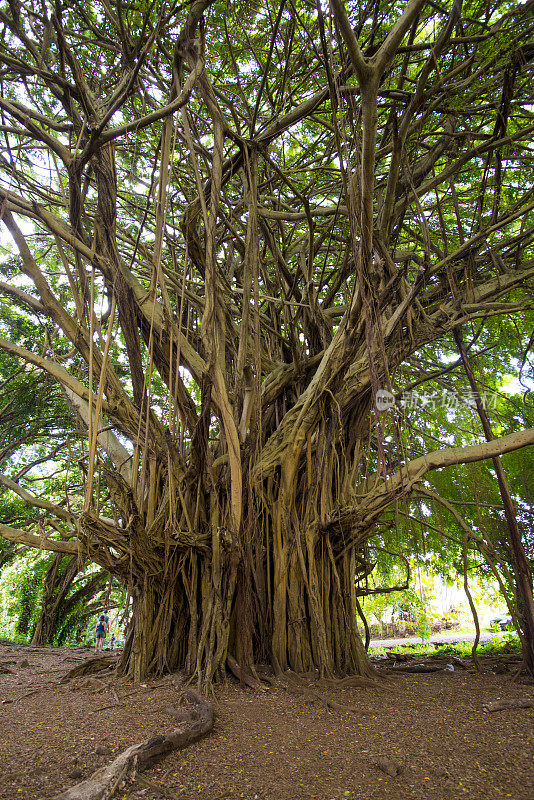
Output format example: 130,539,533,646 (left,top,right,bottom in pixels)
49,690,213,800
